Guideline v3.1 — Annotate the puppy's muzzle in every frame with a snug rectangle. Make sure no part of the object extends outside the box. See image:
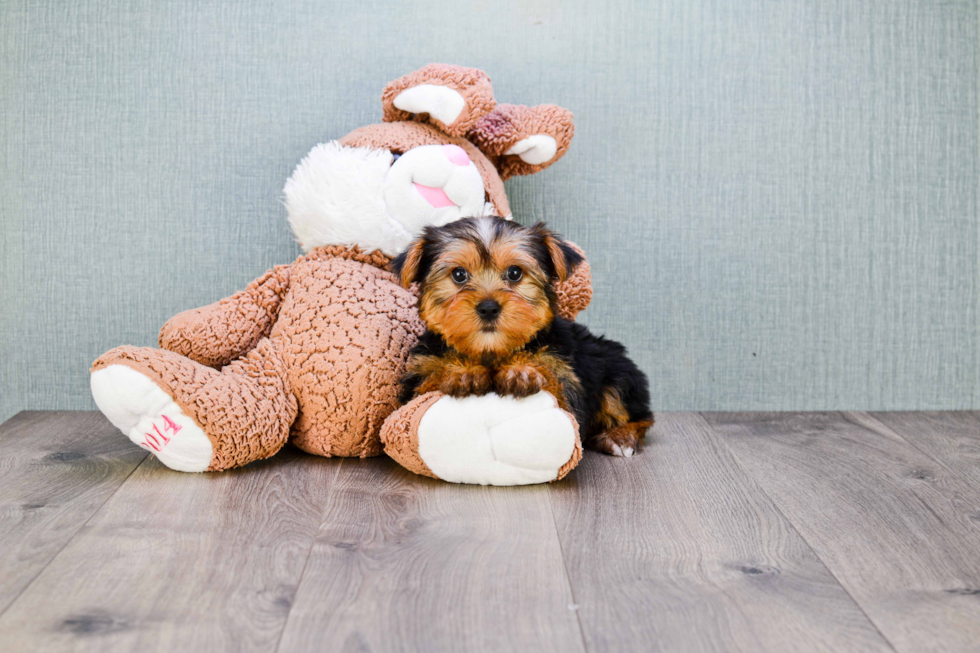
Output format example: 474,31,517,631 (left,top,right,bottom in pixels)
476,299,502,323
